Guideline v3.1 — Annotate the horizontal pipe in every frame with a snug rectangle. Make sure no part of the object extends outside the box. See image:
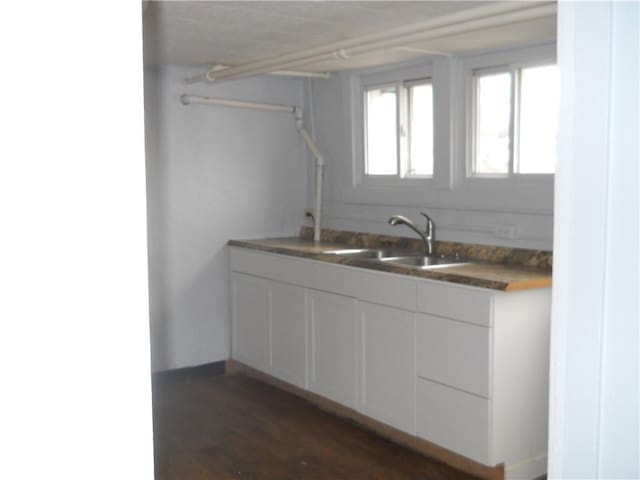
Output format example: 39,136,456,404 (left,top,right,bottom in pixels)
203,2,556,82
279,3,558,71
184,65,330,84
180,94,296,113
269,70,331,79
